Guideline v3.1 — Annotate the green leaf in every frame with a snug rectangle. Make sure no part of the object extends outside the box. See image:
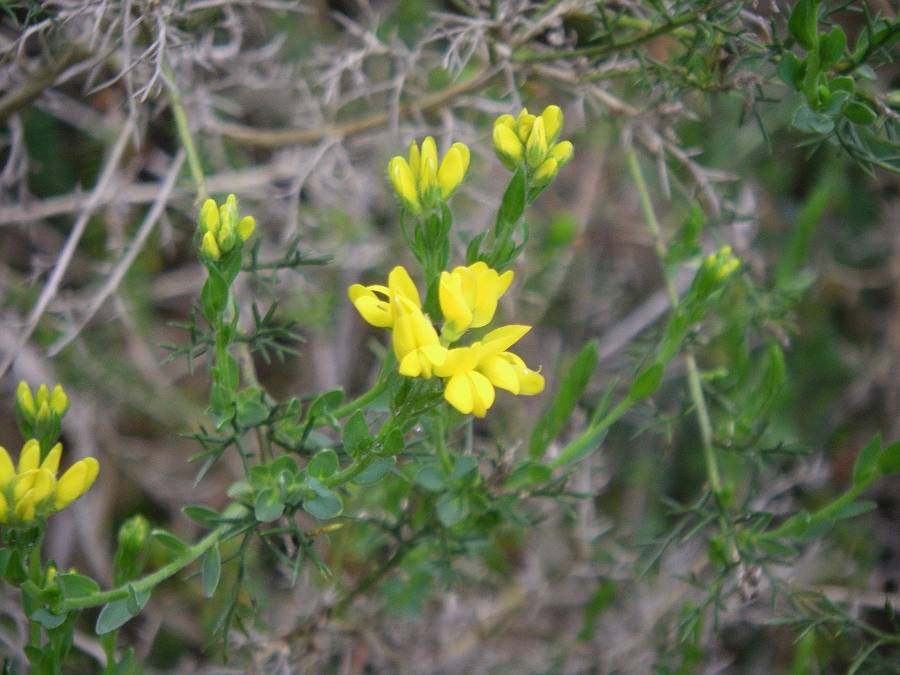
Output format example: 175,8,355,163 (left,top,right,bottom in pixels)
351,457,395,485
465,231,488,265
56,573,100,599
844,100,877,125
504,461,552,490
150,529,190,553
342,411,369,457
254,487,284,522
831,500,876,520
269,455,299,477
415,465,446,492
787,0,820,52
182,505,221,528
308,449,339,479
29,609,66,630
303,492,343,519
235,388,269,427
125,584,150,616
436,494,468,527
628,363,663,401
829,76,855,94
877,440,900,475
381,428,405,456
202,544,221,598
200,271,228,320
497,165,526,234
449,455,478,481
819,26,846,70
852,434,882,488
96,598,137,635
792,104,834,134
530,340,598,460
776,52,804,90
